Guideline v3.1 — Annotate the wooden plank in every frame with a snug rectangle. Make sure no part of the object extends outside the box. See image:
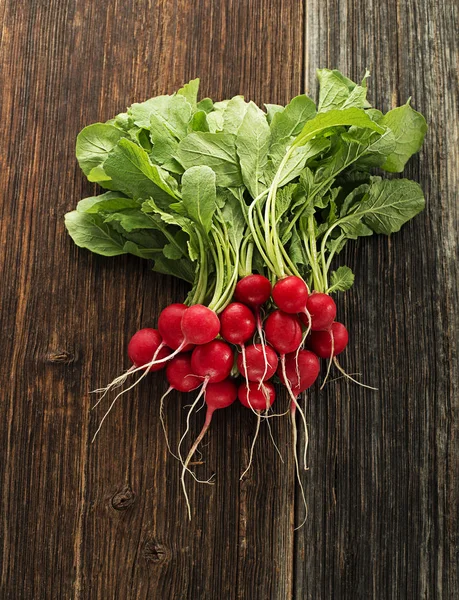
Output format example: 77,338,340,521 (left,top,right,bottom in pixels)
0,1,303,598
297,0,459,598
